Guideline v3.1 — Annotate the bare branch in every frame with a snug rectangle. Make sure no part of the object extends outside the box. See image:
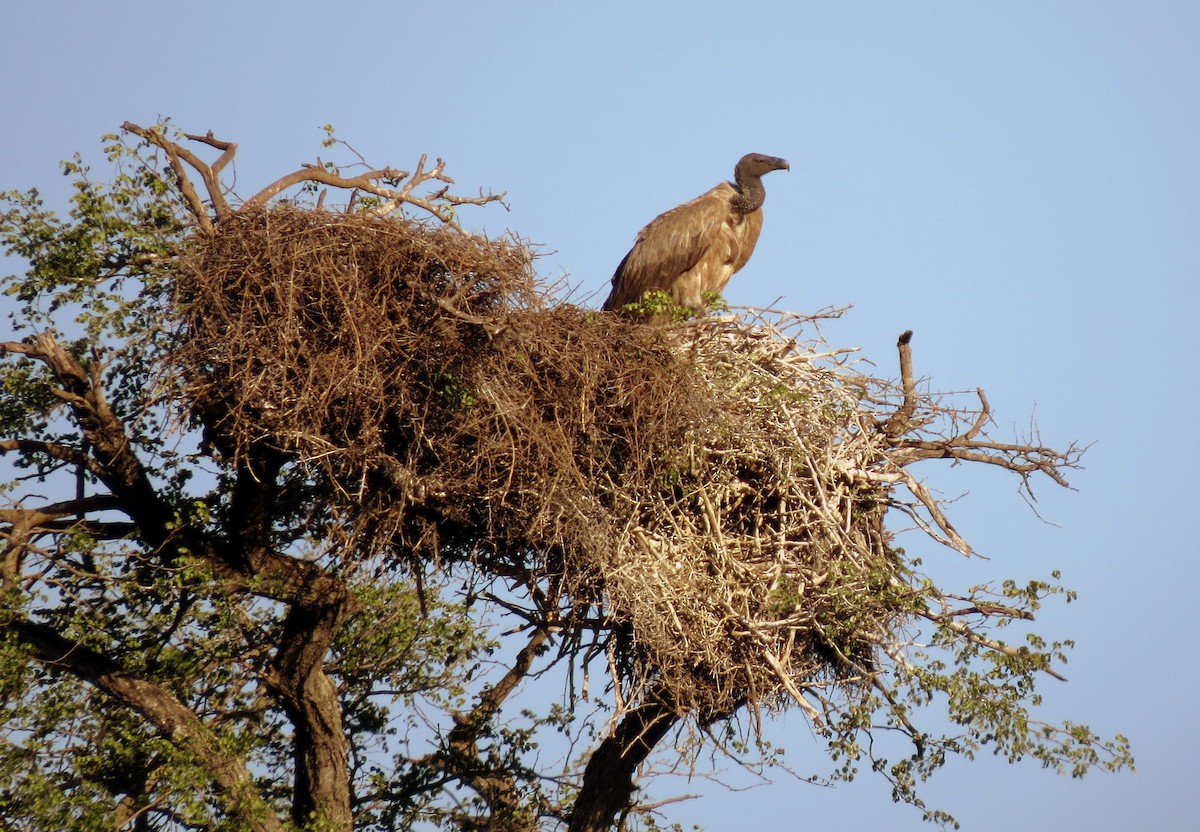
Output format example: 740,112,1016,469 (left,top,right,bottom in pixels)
183,130,238,177
365,153,508,221
895,469,973,556
243,165,408,212
121,122,224,230
961,387,991,441
896,438,1080,488
868,332,1079,492
884,330,918,439
242,153,506,231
